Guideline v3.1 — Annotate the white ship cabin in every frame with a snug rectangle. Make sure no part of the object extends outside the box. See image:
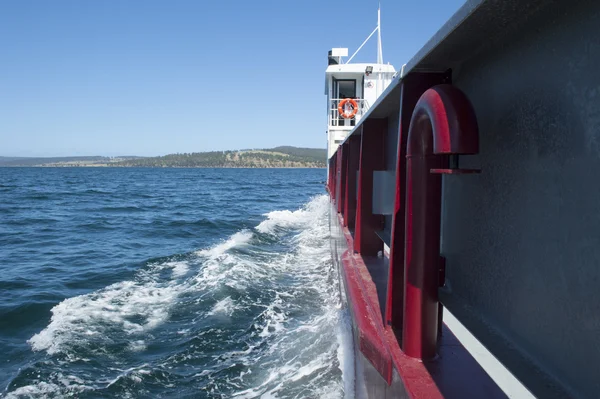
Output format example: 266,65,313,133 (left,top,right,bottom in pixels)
325,12,396,159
